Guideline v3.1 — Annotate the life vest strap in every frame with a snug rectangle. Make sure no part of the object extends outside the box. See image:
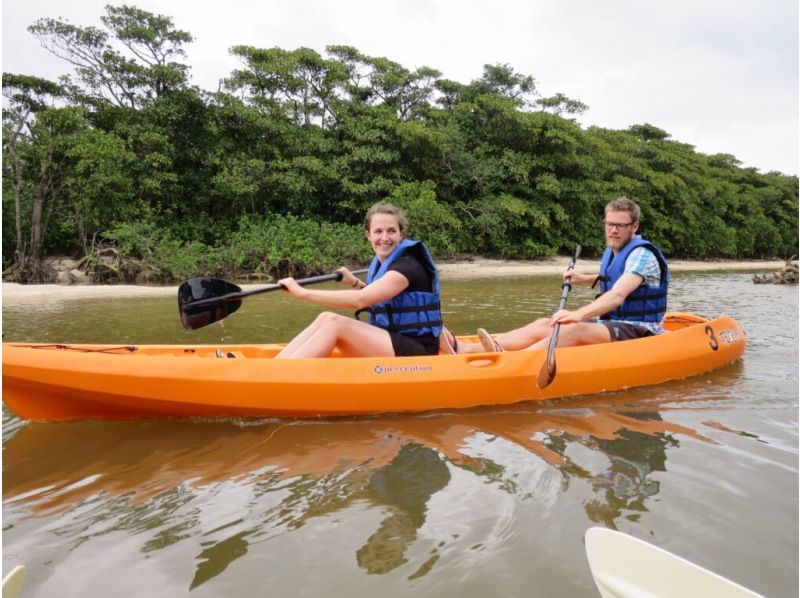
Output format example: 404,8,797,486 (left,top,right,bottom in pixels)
628,289,668,300
602,306,667,320
369,302,441,315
